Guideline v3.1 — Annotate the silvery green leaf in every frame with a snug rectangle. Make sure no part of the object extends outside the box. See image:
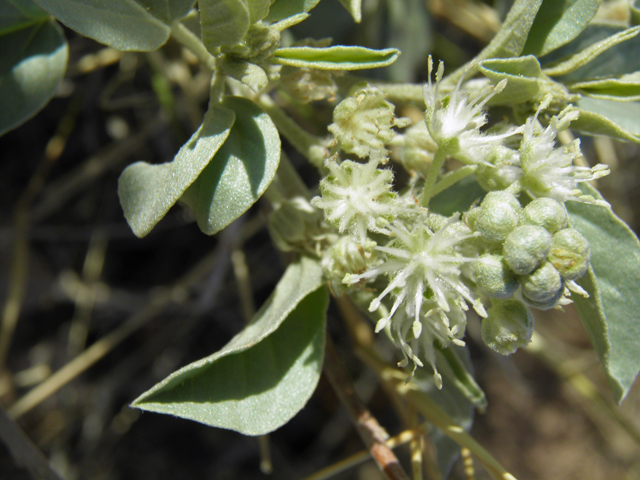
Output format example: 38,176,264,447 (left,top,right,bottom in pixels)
0,0,68,136
568,73,640,101
479,55,544,104
573,97,640,142
568,184,640,403
265,0,321,23
522,0,600,57
220,56,269,92
246,0,271,23
132,257,327,435
117,104,236,238
336,0,361,23
181,96,281,235
199,0,250,51
273,45,399,70
32,0,195,51
543,25,640,78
